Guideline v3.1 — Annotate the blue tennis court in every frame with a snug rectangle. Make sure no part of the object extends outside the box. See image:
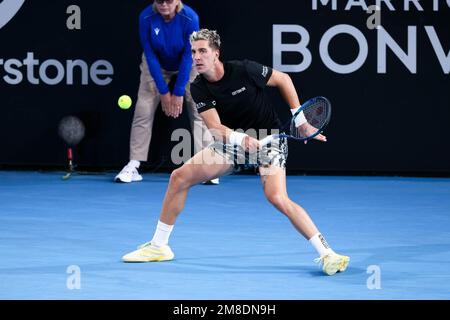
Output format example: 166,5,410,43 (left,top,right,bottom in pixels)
0,171,449,299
